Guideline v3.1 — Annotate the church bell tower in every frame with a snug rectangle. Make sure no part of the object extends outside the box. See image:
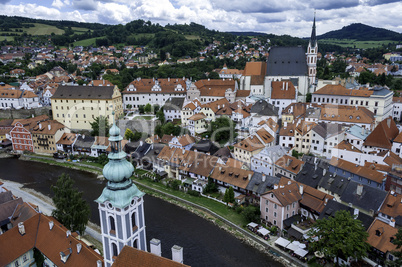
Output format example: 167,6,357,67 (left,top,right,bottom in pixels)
96,113,147,267
307,14,318,88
